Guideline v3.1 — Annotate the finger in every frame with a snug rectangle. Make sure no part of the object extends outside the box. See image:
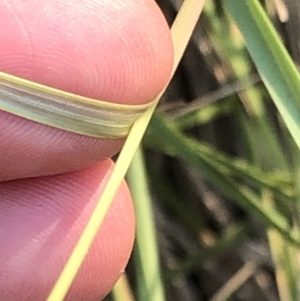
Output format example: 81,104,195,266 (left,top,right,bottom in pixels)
0,0,173,181
0,160,135,301
0,112,125,181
